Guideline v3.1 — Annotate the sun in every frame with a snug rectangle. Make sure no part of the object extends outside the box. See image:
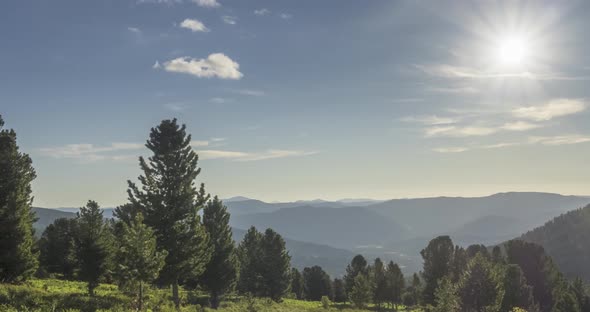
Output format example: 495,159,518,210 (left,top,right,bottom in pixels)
496,34,529,66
